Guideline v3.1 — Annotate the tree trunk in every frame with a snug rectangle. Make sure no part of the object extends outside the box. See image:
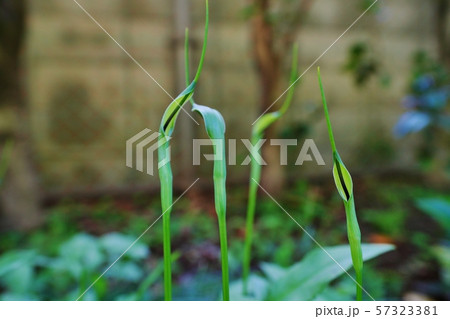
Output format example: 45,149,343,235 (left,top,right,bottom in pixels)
251,0,285,194
0,0,43,230
436,0,450,69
